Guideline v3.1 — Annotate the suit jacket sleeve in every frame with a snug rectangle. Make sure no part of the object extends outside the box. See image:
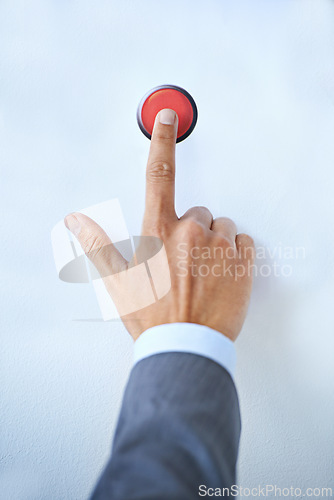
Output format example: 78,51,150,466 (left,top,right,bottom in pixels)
90,352,241,499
